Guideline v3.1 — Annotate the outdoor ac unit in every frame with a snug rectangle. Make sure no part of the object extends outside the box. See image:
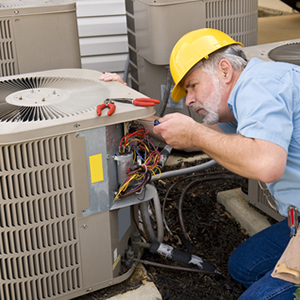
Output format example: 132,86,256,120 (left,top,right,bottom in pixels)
0,68,157,300
241,39,300,221
0,0,81,77
243,38,300,64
